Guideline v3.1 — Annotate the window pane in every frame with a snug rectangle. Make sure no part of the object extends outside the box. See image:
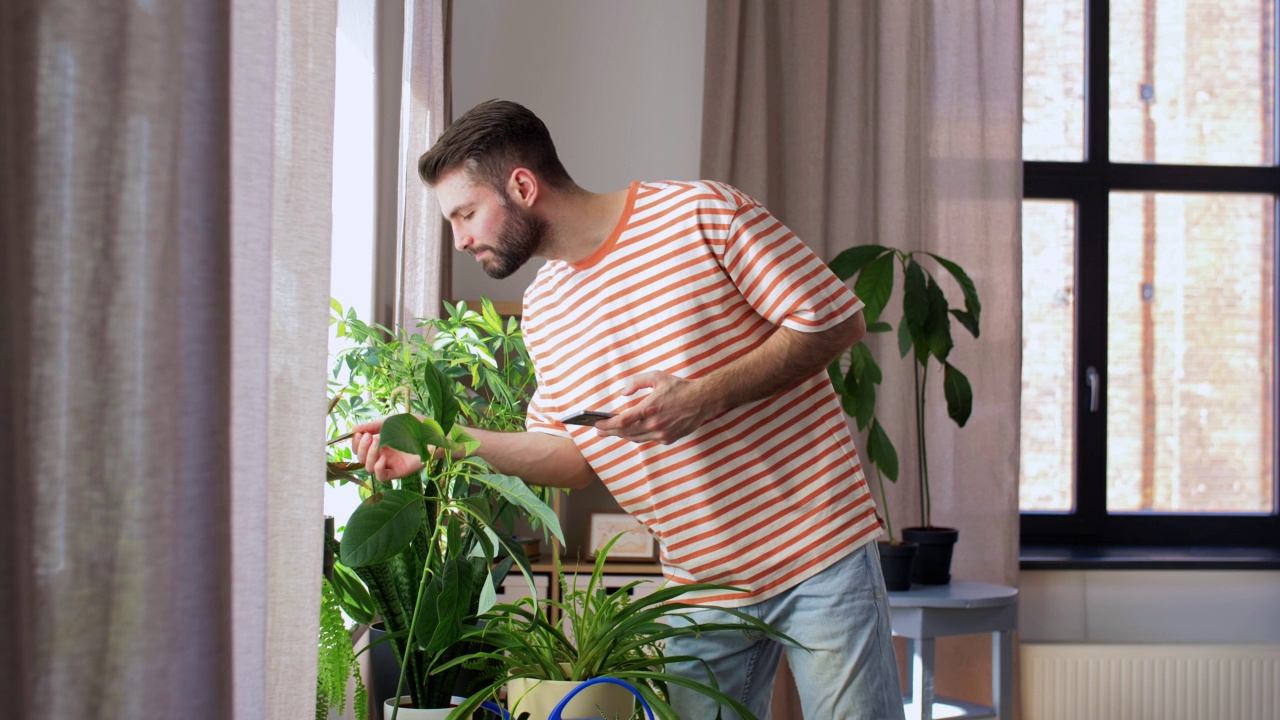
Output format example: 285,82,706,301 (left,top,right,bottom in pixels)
1110,0,1277,166
1023,0,1086,161
1021,201,1078,512
1108,193,1276,513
